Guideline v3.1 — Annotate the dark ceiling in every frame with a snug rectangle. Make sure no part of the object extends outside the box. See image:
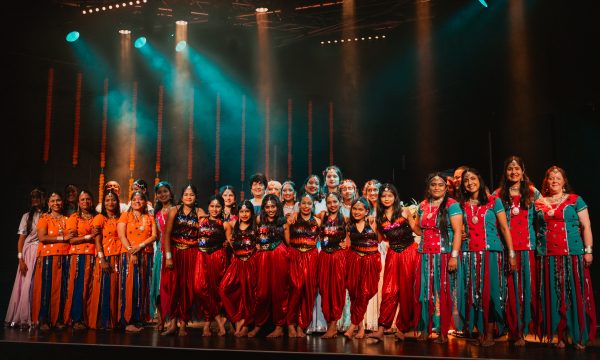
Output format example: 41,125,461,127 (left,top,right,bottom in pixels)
47,0,432,47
